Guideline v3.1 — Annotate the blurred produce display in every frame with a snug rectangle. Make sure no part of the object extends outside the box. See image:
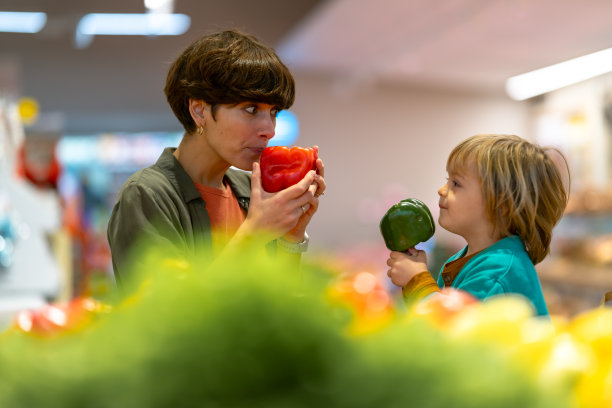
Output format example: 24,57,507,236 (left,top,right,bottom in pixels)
565,187,612,215
537,187,612,318
0,240,610,408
